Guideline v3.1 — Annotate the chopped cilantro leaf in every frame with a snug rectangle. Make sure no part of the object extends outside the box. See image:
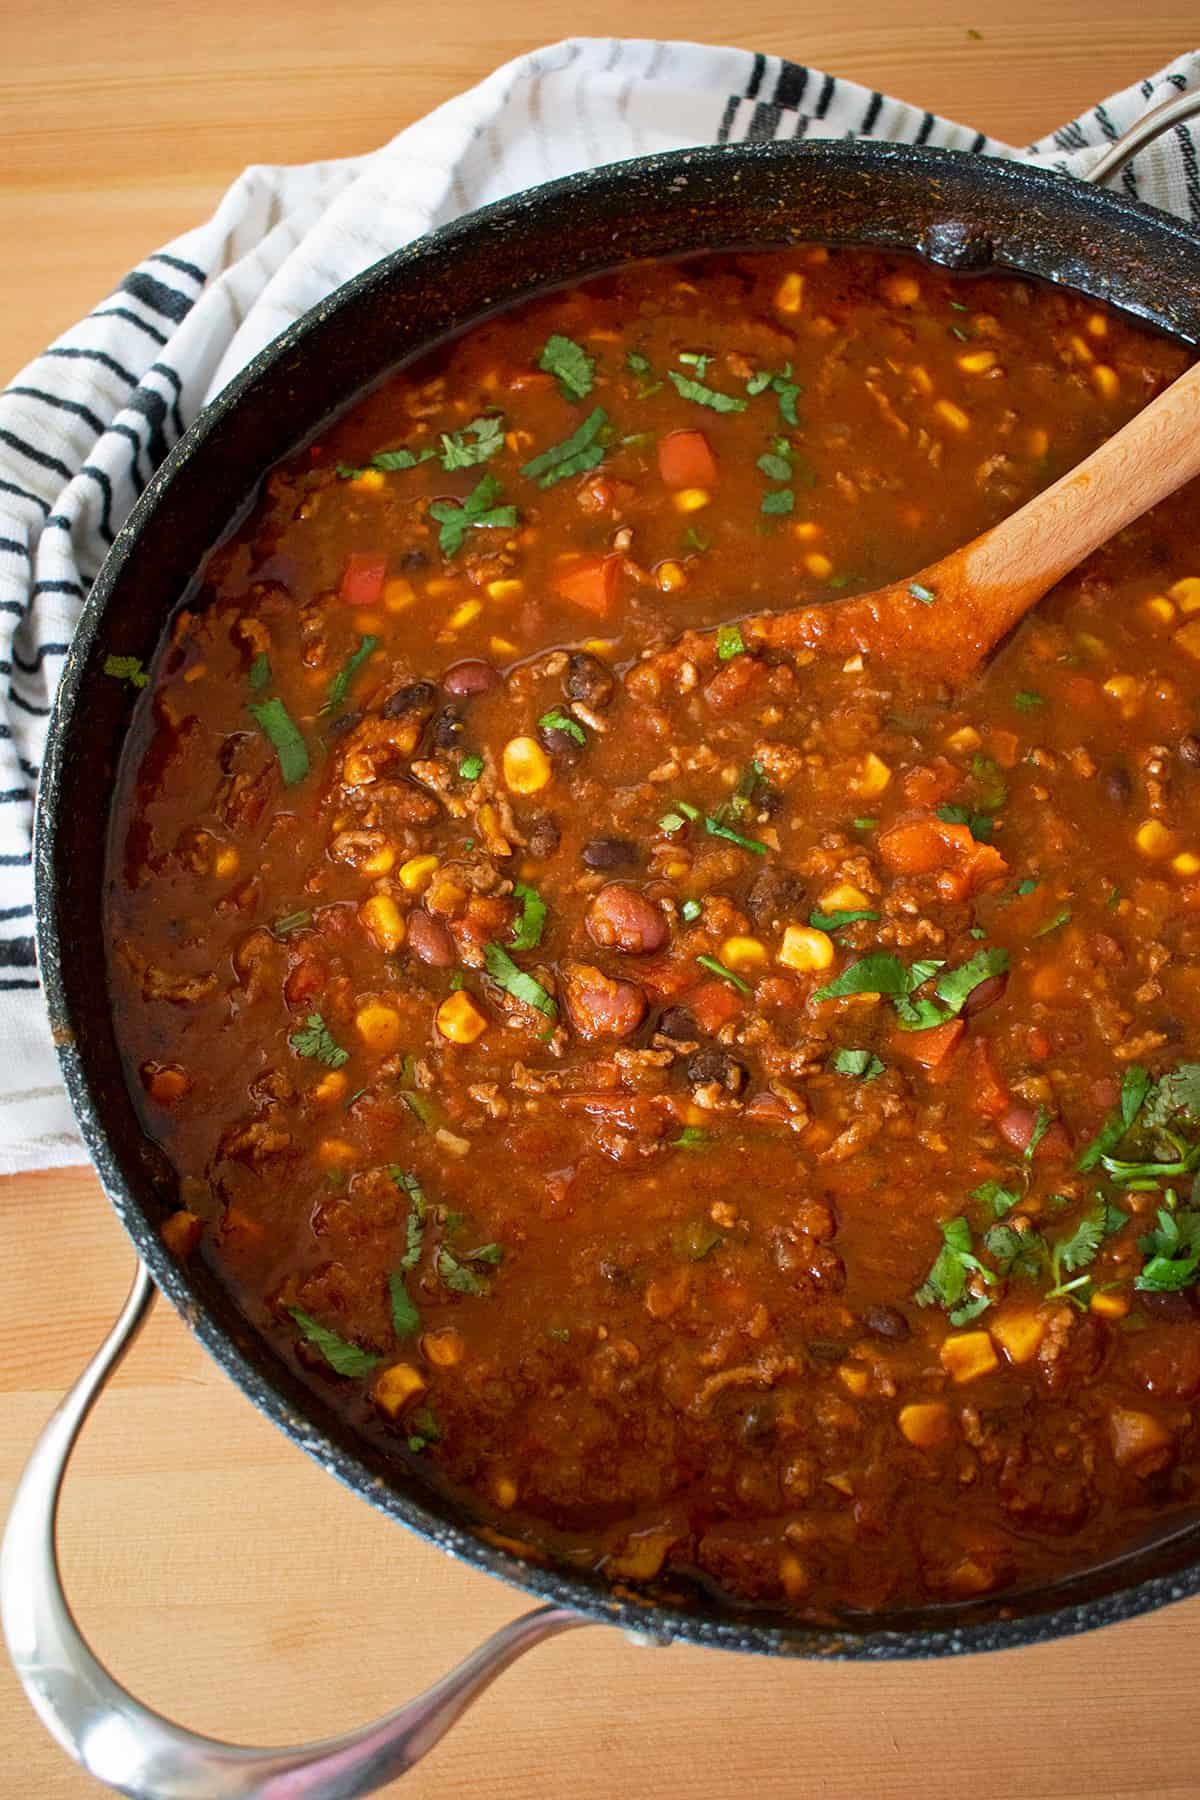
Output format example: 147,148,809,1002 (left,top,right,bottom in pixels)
680,898,703,923
322,633,378,715
716,624,745,661
1016,877,1039,896
437,1246,486,1296
520,408,608,489
337,445,435,479
1013,689,1046,711
1034,907,1071,937
104,652,149,688
696,953,751,996
429,471,519,558
704,815,767,855
510,880,547,952
671,1125,713,1151
626,350,651,375
388,1272,420,1337
684,526,710,553
973,1179,1021,1218
439,415,505,470
854,816,878,831
459,752,483,781
667,369,747,413
273,909,312,936
539,333,595,401
761,488,795,515
249,696,309,786
908,582,936,605
935,803,994,841
288,1309,378,1377
538,706,587,744
757,449,792,482
832,1048,885,1081
483,942,557,1019
809,906,880,931
678,350,712,378
289,1012,349,1069
407,1405,441,1453
913,1216,994,1318
249,652,272,691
